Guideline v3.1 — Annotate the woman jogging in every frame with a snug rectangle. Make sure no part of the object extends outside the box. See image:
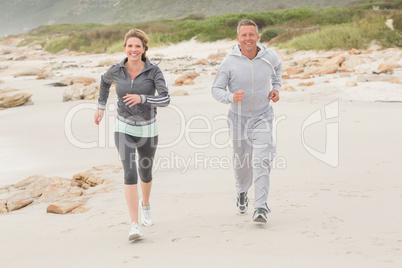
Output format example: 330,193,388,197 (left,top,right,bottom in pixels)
94,29,170,241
